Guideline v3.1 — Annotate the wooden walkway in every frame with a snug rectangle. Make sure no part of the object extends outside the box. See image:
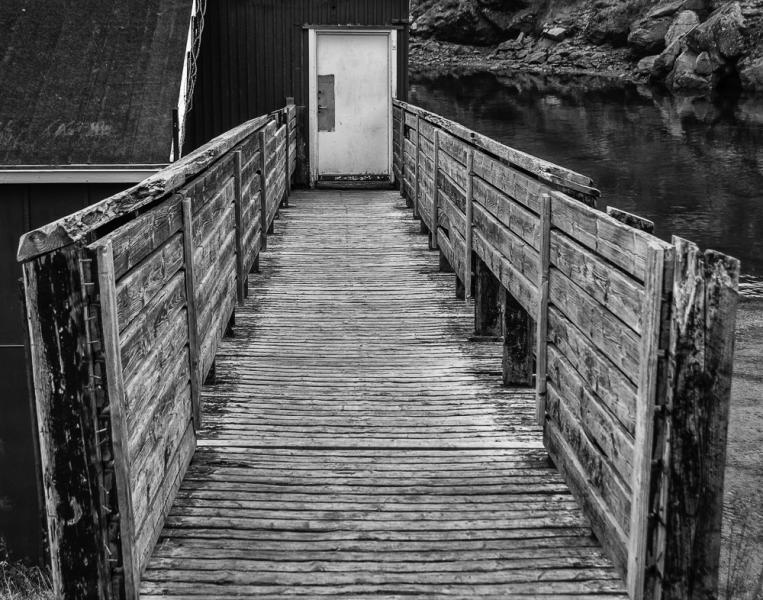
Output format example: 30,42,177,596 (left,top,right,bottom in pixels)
140,190,627,599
